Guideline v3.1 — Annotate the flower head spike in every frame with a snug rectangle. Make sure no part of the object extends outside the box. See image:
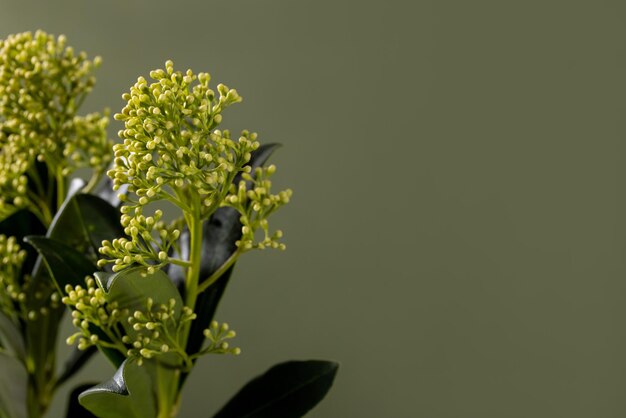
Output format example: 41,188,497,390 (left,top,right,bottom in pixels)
0,234,27,319
100,61,292,273
0,31,112,220
109,61,254,218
